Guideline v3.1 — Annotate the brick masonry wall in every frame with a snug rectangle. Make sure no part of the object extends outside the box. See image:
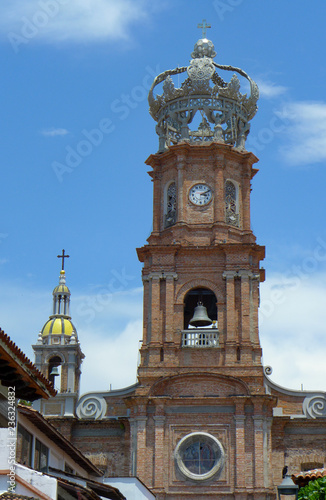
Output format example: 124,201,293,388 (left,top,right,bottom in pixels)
271,418,326,482
271,389,304,416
